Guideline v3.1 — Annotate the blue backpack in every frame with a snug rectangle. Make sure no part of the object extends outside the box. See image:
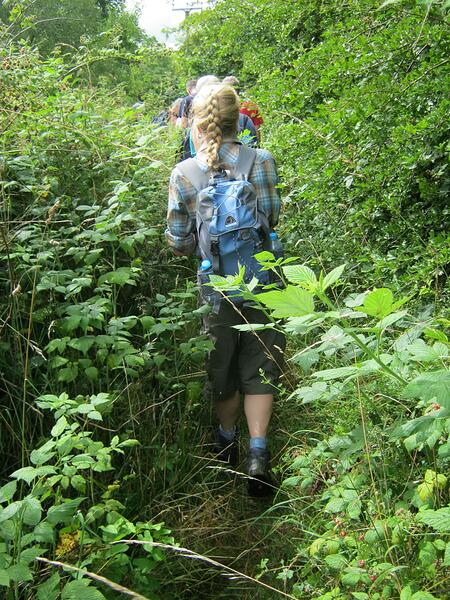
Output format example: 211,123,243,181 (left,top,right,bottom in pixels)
177,146,272,306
